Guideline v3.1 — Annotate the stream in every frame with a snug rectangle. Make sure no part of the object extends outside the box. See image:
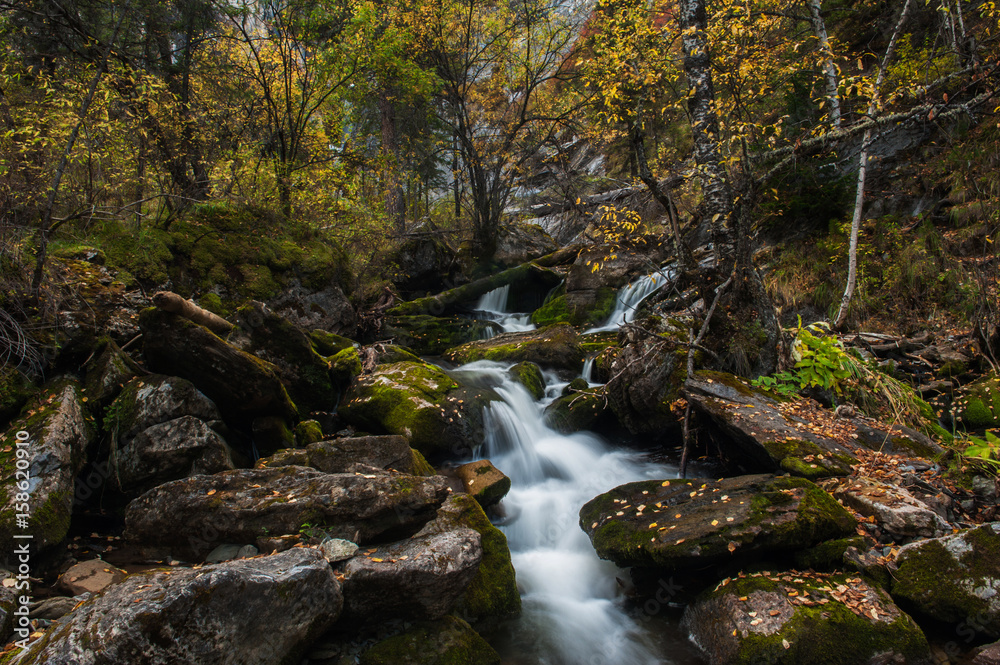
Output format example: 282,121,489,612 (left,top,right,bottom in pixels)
454,276,703,664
